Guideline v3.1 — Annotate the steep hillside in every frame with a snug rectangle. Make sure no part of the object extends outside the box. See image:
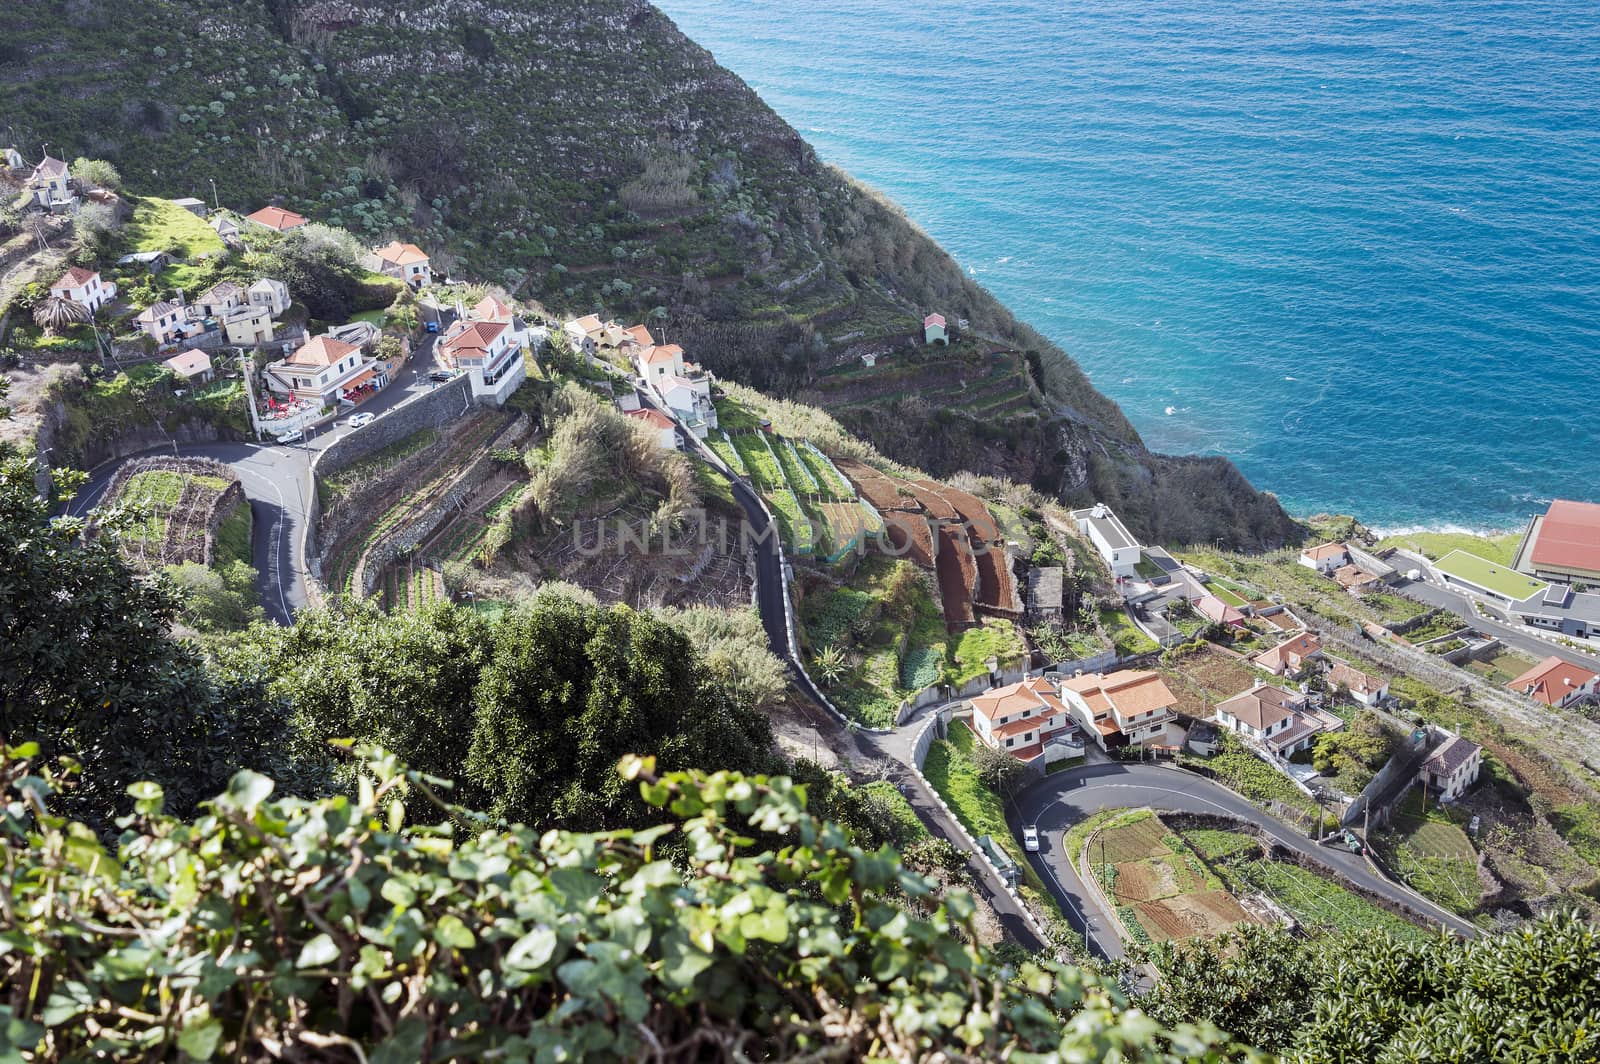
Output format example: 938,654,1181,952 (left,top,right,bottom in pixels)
0,0,1301,547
